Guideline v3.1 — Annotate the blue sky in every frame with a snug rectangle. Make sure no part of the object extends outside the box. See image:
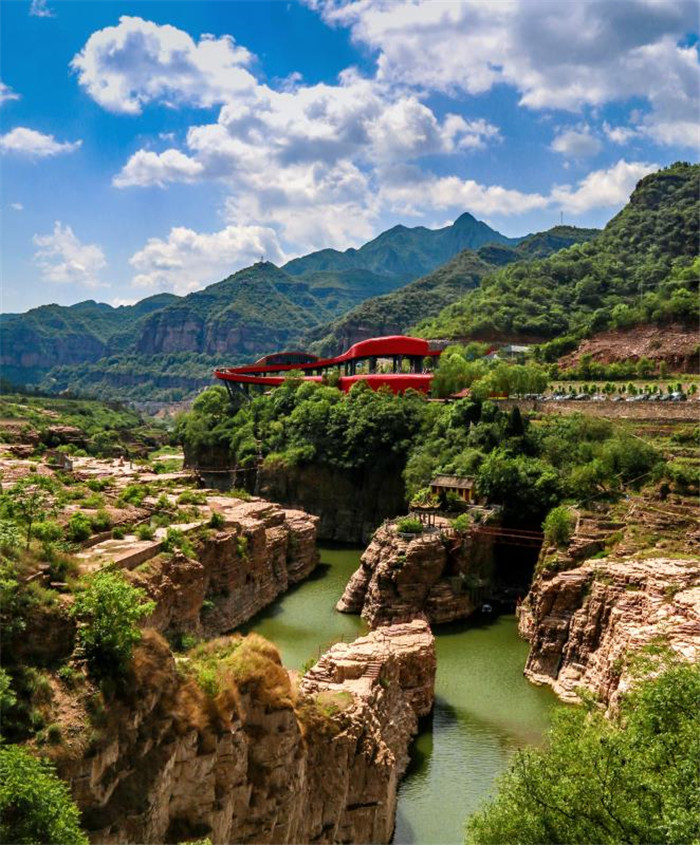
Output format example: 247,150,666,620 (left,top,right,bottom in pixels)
1,0,698,312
